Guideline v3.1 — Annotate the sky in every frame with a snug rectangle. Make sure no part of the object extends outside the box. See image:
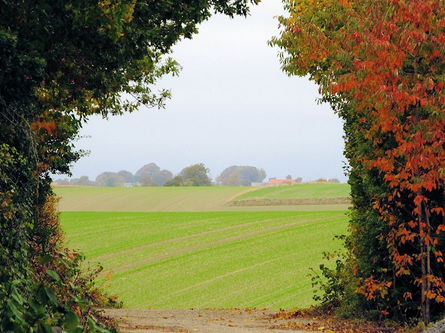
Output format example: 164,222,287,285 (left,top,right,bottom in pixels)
64,0,347,183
